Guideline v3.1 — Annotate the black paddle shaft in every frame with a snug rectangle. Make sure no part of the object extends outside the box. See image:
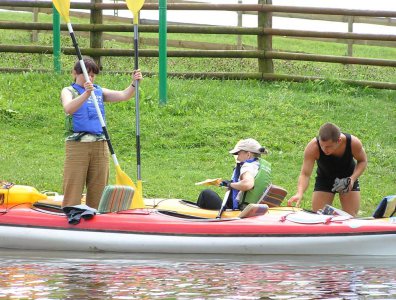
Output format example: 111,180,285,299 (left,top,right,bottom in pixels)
134,24,141,180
